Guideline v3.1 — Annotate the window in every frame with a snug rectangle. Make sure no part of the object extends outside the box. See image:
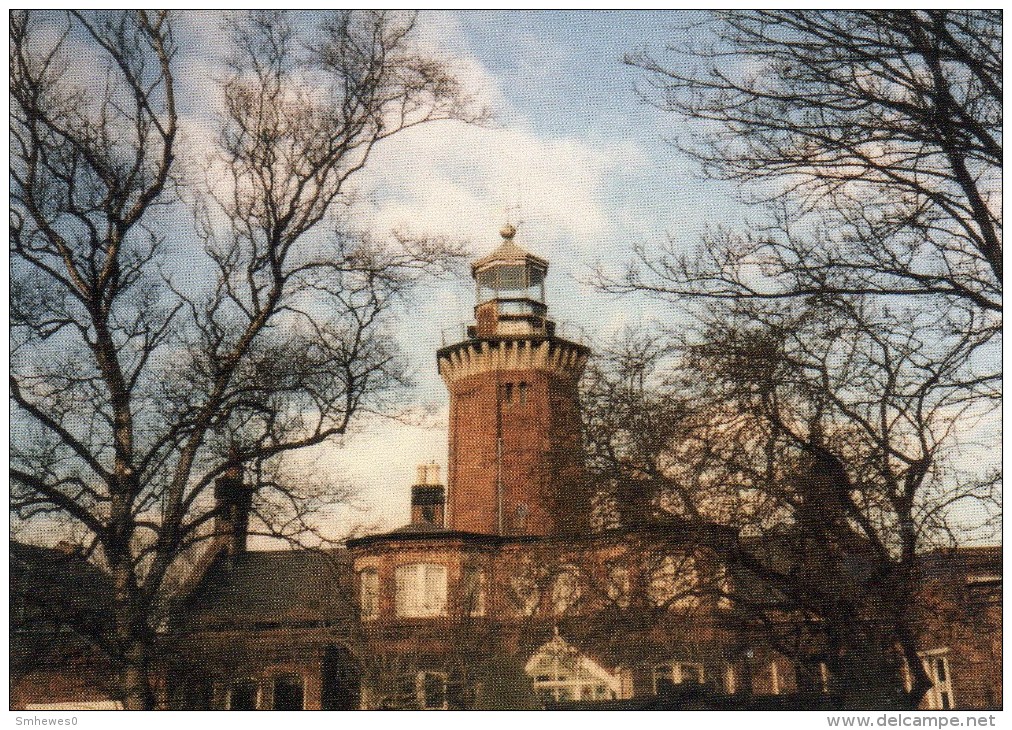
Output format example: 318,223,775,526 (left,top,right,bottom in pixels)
462,568,486,617
181,678,213,709
502,382,514,404
229,679,258,710
590,490,620,532
769,661,781,695
395,563,447,618
518,382,529,405
511,562,541,616
796,659,831,694
514,502,529,531
652,662,705,694
417,671,448,710
273,675,304,710
647,555,700,609
550,566,582,616
724,665,737,695
360,568,379,620
606,565,630,609
920,650,955,710
527,635,620,703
